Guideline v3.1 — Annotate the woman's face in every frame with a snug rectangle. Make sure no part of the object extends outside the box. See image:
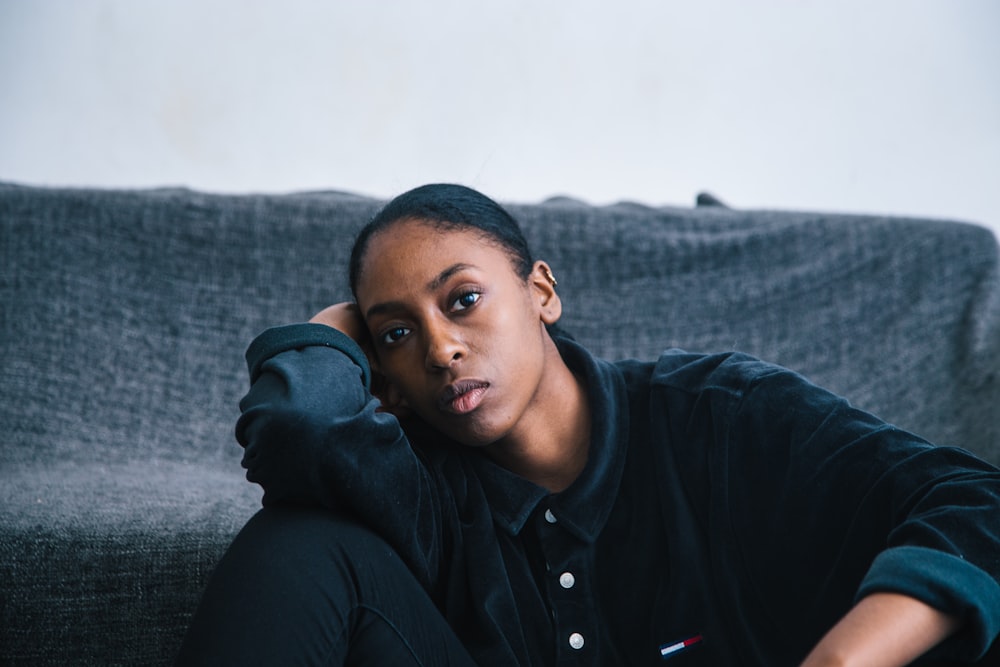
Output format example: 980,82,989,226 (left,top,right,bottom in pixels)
355,218,561,447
